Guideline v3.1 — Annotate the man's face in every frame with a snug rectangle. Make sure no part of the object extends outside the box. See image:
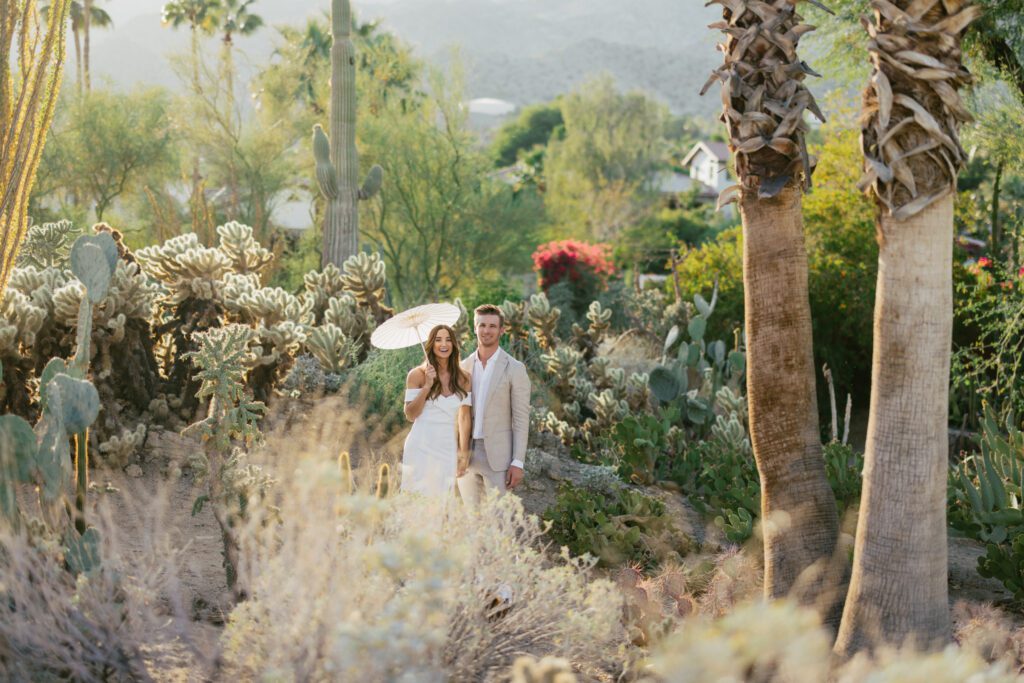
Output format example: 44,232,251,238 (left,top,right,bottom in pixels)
475,314,503,348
